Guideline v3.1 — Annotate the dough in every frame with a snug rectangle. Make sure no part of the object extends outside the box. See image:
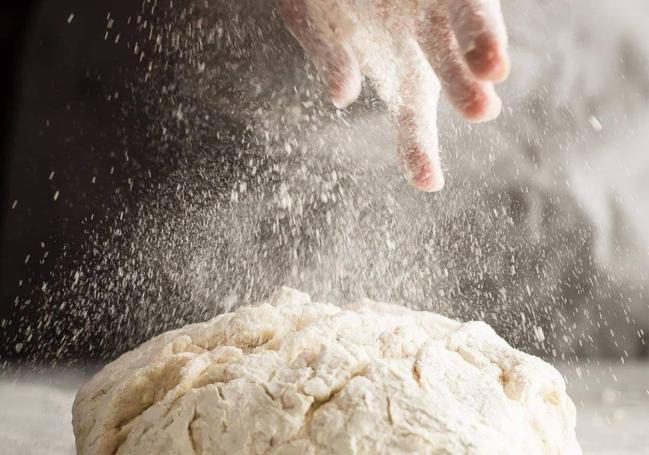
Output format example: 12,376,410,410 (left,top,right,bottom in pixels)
72,287,581,455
